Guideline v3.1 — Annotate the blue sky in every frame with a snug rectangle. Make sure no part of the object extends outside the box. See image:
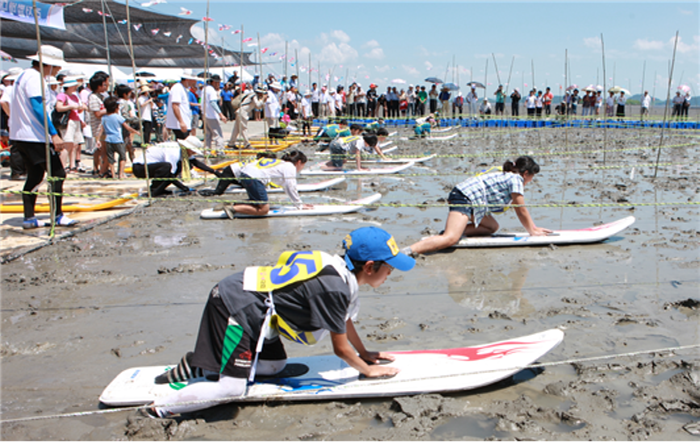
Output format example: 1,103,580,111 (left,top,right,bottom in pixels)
7,0,700,97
